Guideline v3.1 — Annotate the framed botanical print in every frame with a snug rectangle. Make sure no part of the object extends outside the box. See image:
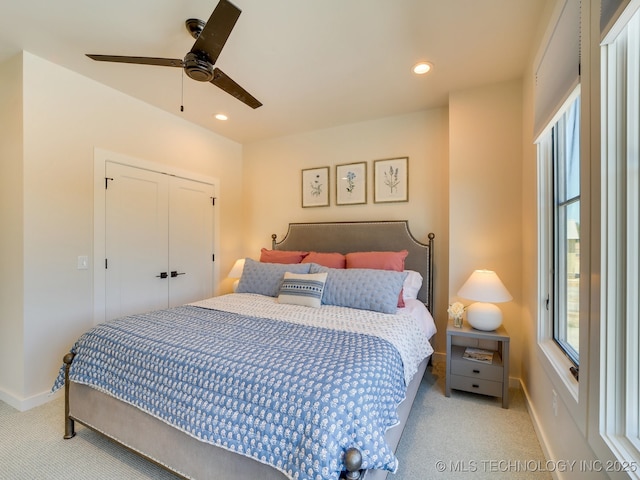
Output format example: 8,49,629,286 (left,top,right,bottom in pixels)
301,166,330,207
336,162,367,205
373,157,408,203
